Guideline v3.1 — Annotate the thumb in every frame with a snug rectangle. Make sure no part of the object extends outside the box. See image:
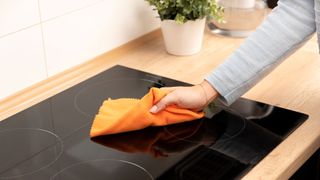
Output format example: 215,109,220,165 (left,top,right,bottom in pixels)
149,93,176,113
